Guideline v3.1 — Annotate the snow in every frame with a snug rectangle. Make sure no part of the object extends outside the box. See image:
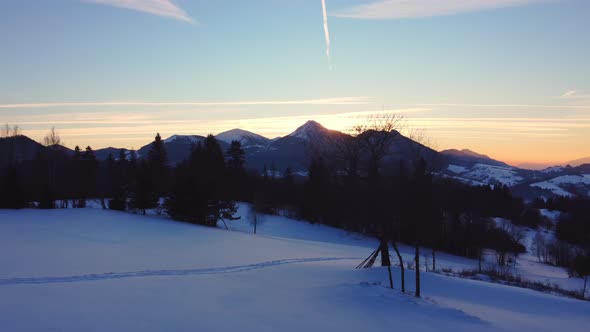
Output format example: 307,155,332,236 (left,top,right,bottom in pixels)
531,174,590,197
539,209,560,224
0,207,588,331
287,120,327,140
459,164,524,186
215,128,270,146
163,135,202,144
541,166,565,174
447,164,468,174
